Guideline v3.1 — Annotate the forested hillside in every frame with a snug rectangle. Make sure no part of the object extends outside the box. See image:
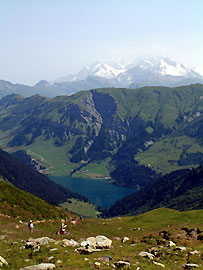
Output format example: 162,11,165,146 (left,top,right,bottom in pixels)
107,165,203,217
0,149,88,205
